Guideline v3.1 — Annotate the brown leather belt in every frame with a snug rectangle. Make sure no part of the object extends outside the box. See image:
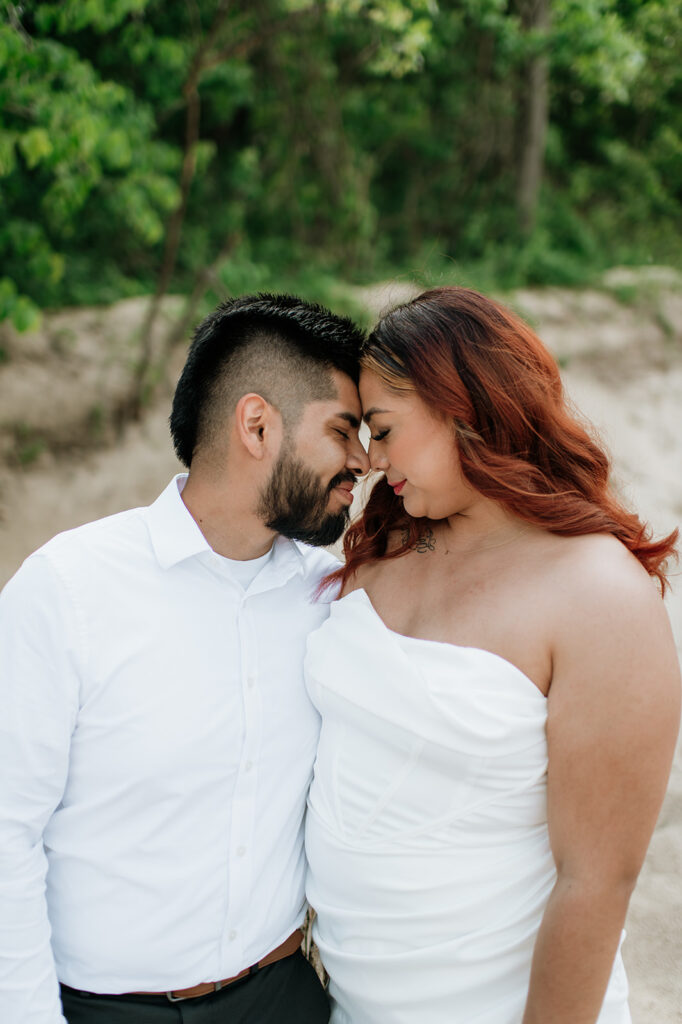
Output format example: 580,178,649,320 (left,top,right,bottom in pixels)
132,928,303,1002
